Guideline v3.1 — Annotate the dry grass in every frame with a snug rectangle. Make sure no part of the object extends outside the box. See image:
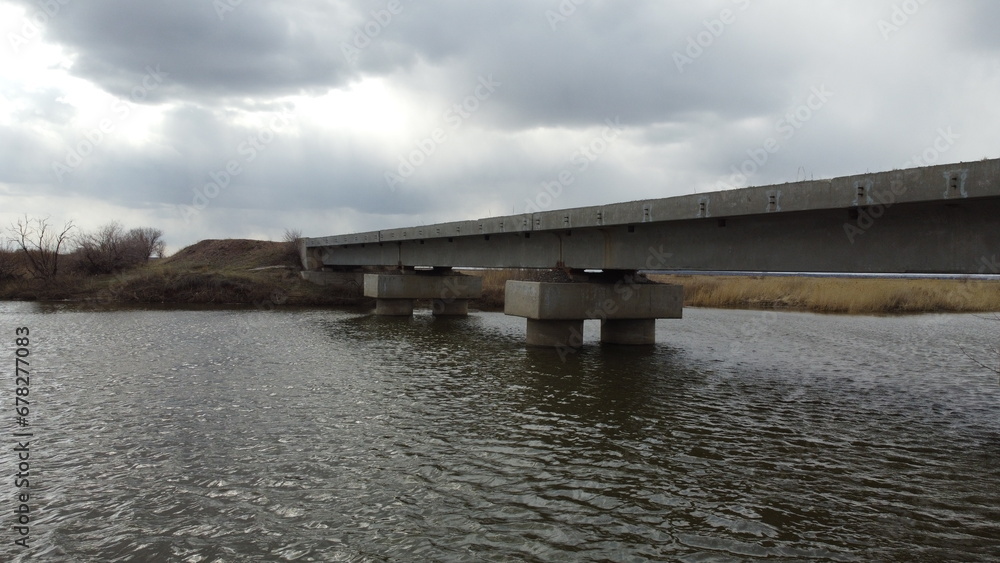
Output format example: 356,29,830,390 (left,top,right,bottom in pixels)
160,239,299,271
650,274,1000,314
